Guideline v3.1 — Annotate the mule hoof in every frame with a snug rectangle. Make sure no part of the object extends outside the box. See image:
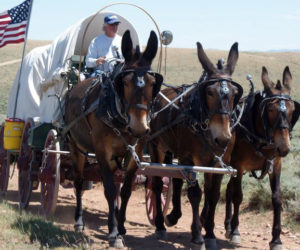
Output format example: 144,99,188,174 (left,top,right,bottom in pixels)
109,235,125,249
230,234,241,245
156,229,167,240
165,213,180,227
191,241,206,250
269,242,282,250
191,235,204,245
164,216,174,227
74,224,85,233
225,230,231,239
205,238,217,249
